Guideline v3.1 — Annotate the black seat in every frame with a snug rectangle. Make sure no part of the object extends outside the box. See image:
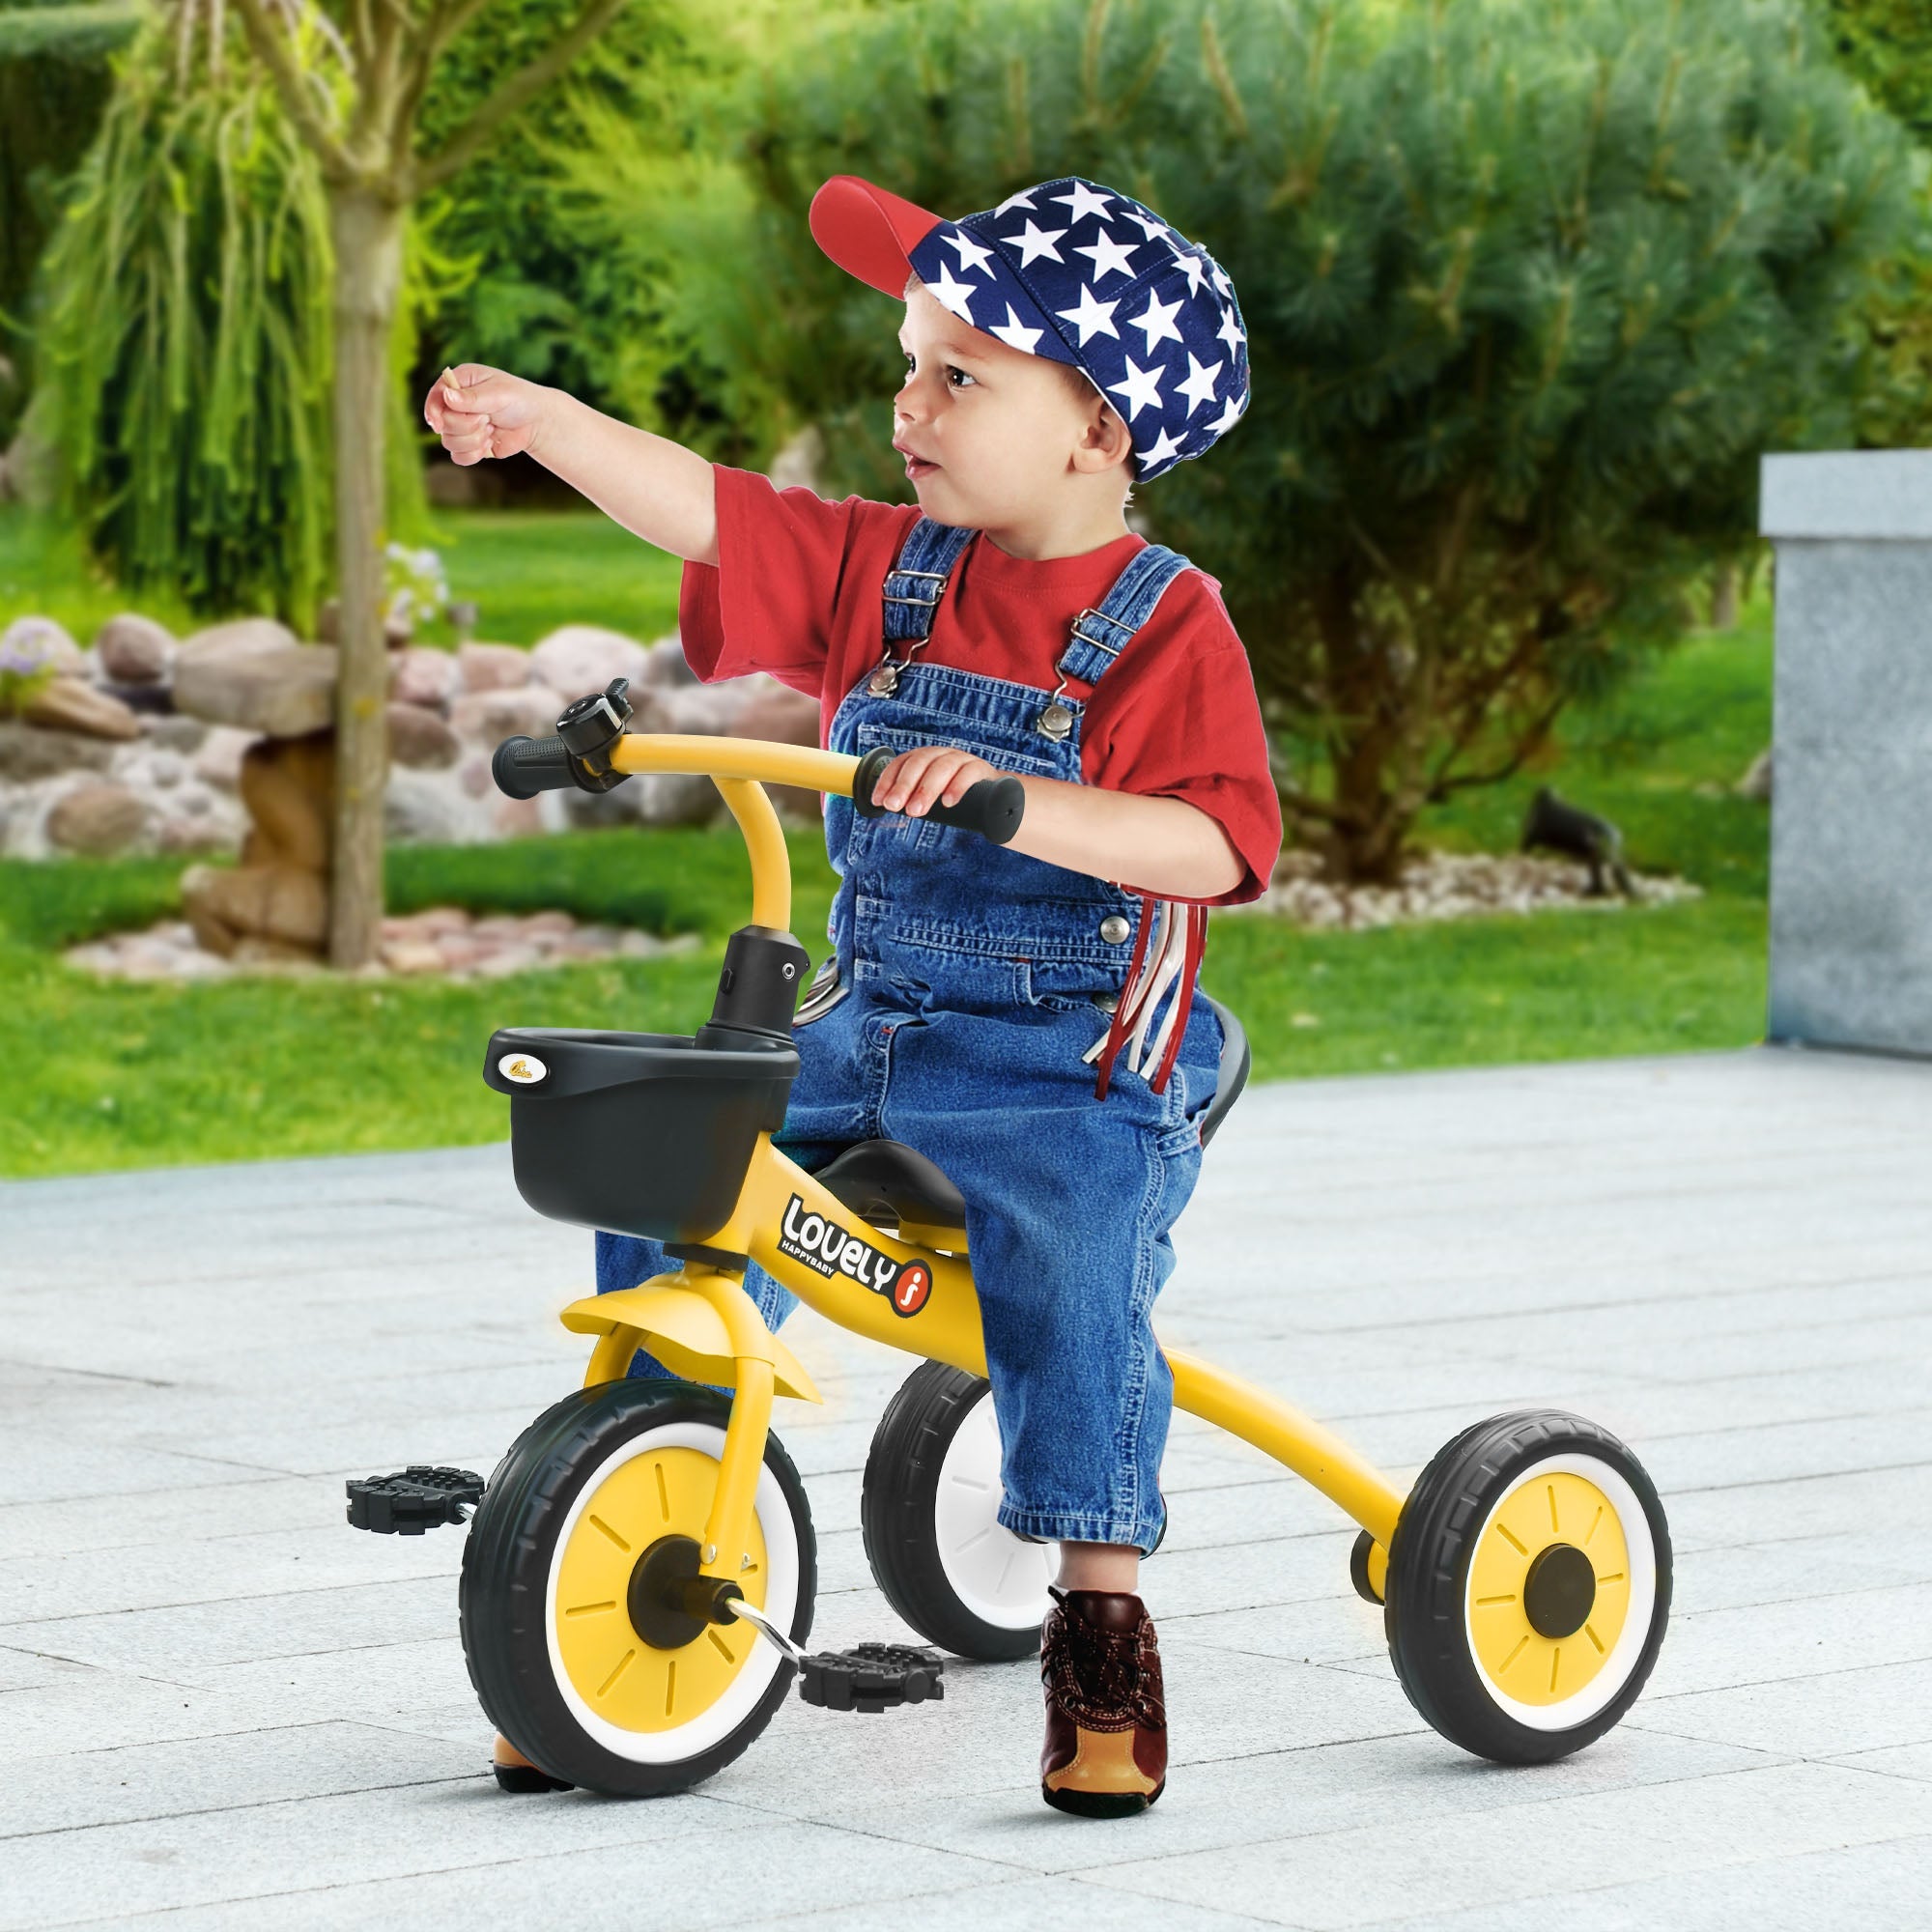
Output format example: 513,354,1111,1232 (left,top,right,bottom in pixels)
814,1139,968,1236
1198,995,1251,1150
